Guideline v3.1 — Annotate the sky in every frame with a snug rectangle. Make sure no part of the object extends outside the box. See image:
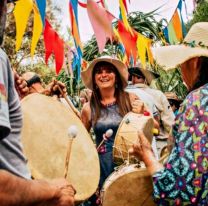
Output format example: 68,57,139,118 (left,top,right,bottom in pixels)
50,0,195,43
77,0,194,42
